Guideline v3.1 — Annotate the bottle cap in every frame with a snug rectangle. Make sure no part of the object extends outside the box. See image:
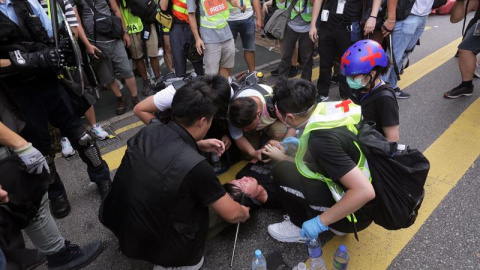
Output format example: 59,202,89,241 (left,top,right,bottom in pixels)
339,245,347,252
297,262,307,270
255,249,262,258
